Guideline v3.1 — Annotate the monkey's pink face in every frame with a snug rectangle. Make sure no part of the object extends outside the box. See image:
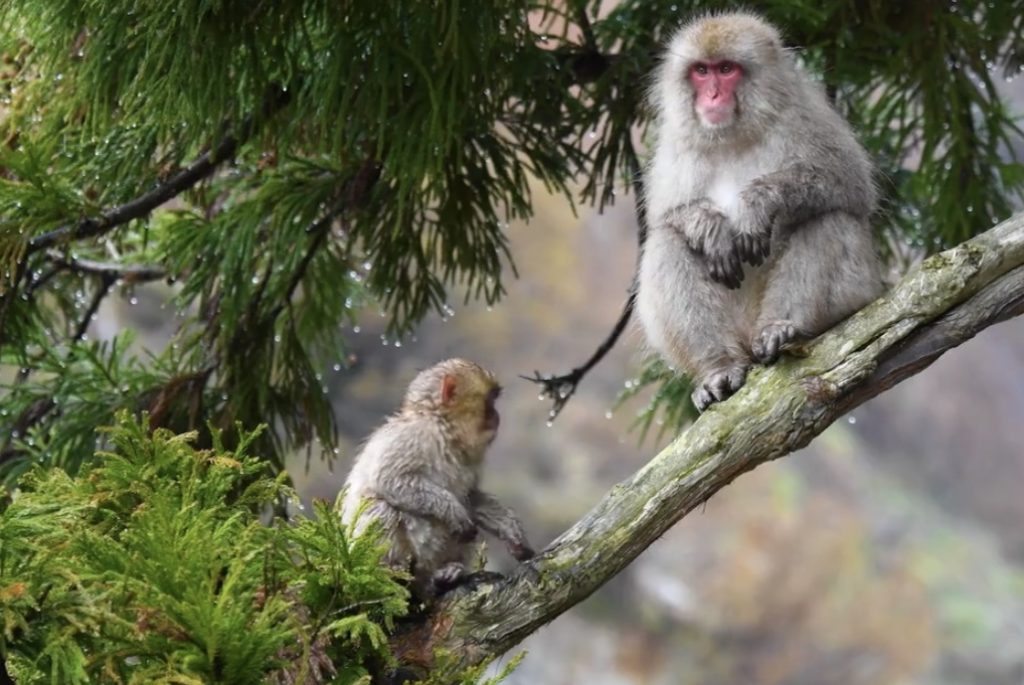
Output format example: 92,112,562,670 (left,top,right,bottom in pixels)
689,60,743,128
